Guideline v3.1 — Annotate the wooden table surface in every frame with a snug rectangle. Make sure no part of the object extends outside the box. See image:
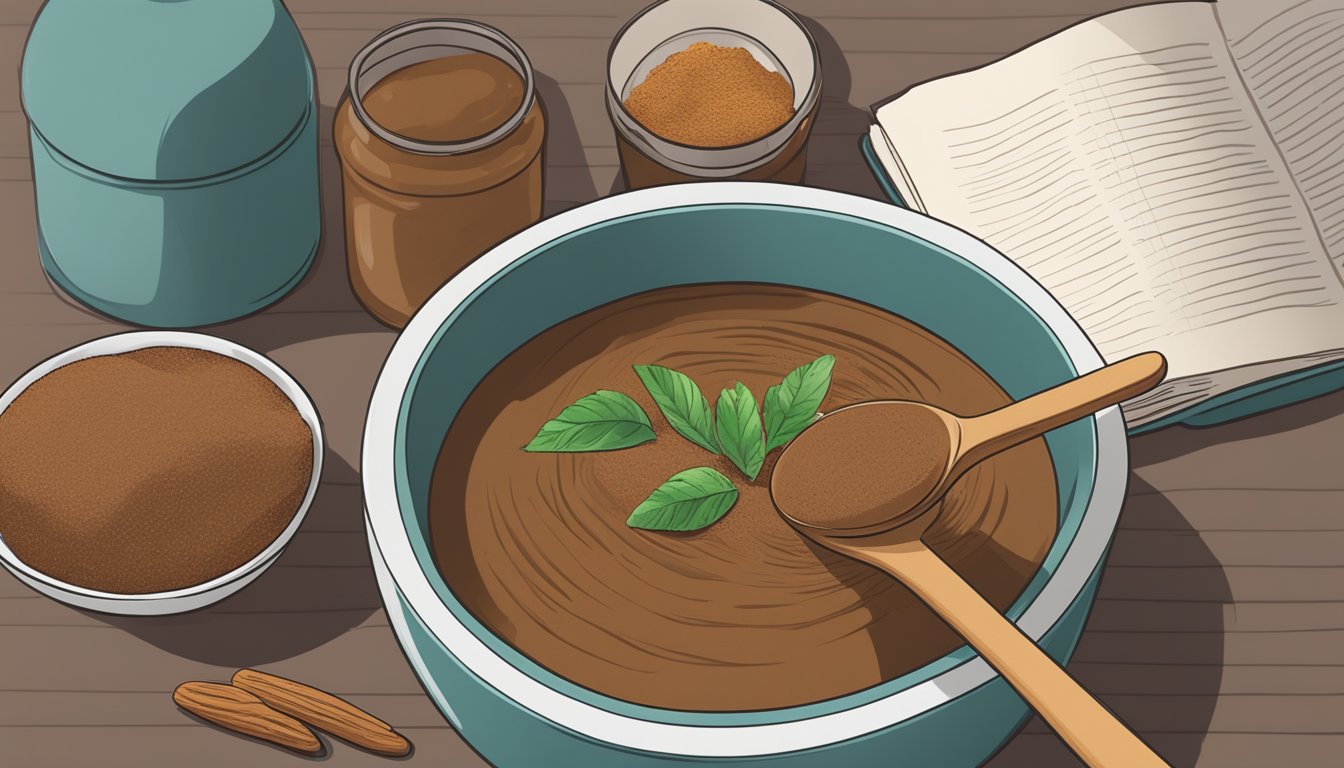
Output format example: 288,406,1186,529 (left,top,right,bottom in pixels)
2,1,1341,765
